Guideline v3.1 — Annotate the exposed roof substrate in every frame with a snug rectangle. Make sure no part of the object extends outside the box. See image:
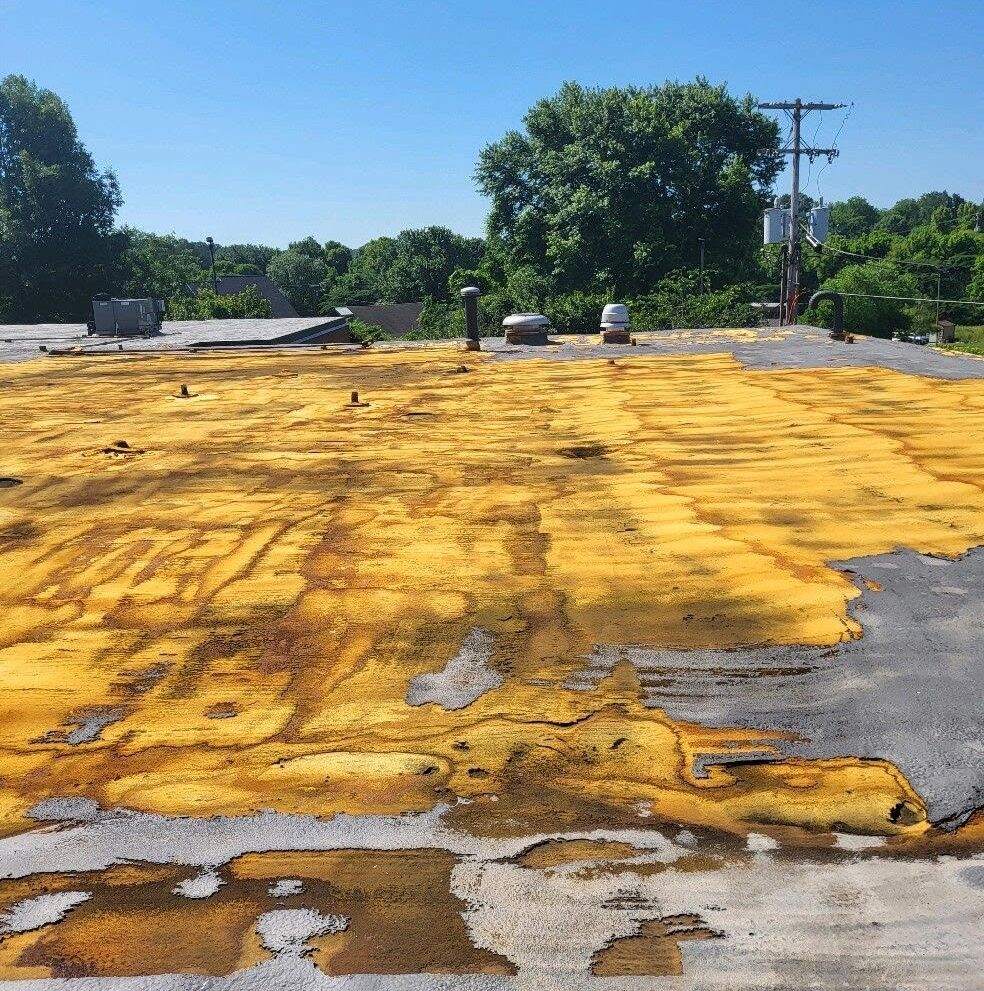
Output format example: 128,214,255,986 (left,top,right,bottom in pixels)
475,324,984,380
